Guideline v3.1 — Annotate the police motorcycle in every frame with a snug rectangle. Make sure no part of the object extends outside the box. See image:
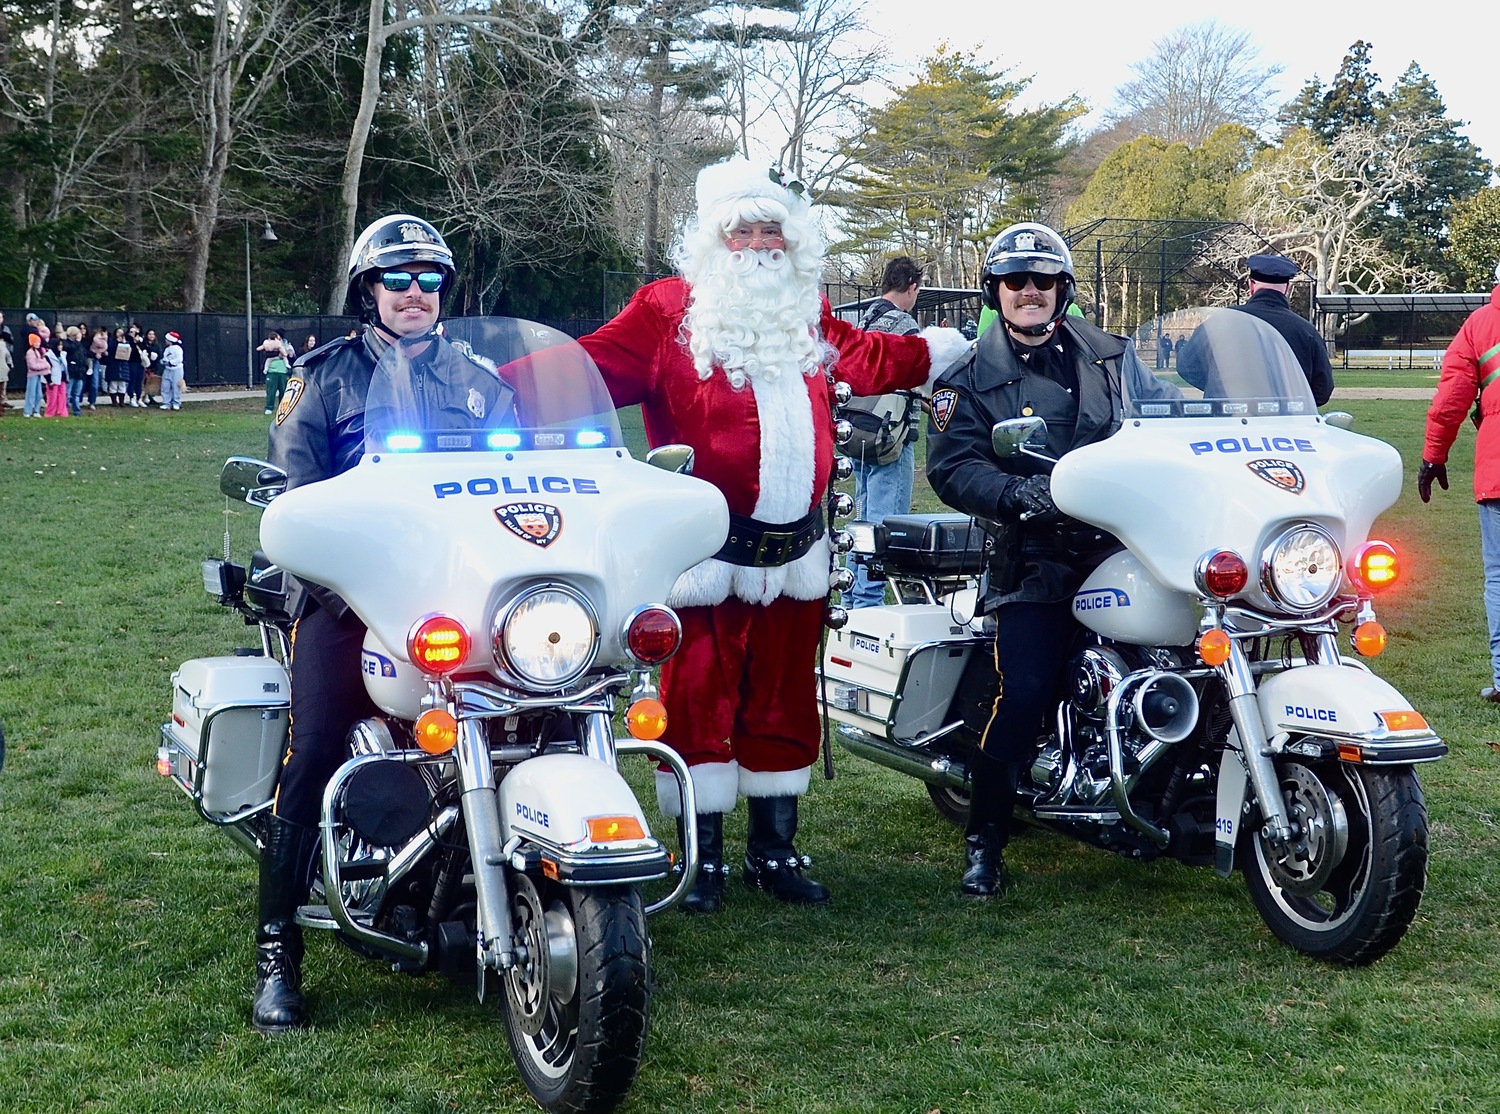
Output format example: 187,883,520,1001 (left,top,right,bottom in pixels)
820,307,1444,965
159,318,729,1112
